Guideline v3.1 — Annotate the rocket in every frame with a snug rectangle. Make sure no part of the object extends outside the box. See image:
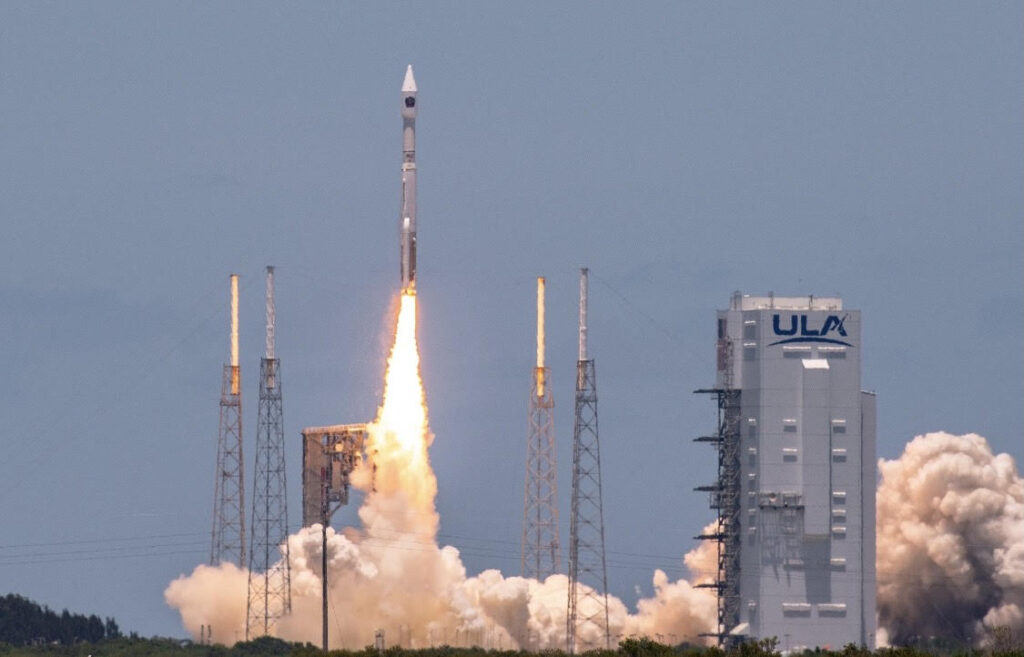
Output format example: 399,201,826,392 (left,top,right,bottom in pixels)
400,65,418,291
